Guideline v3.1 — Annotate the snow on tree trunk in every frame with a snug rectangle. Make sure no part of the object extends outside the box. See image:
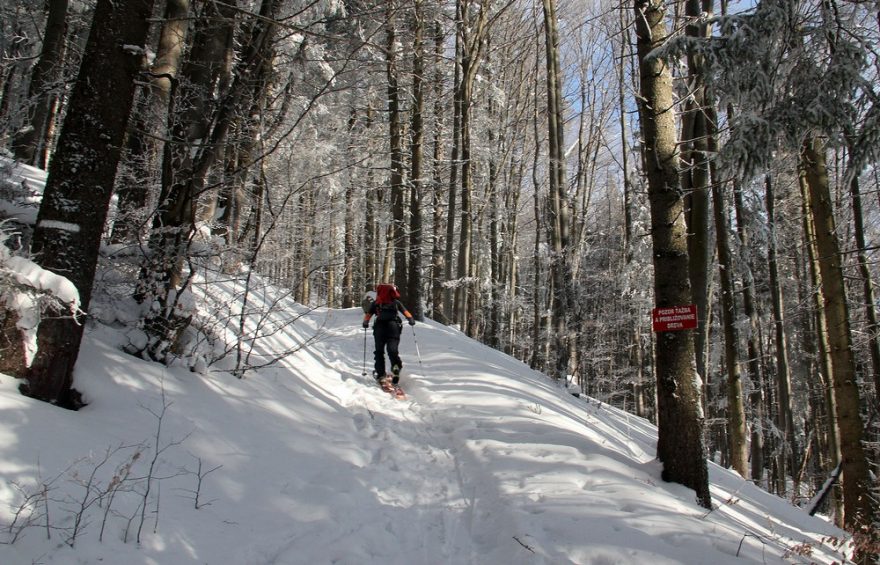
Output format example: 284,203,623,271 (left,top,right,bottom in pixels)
22,0,156,408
